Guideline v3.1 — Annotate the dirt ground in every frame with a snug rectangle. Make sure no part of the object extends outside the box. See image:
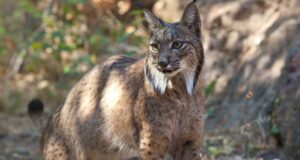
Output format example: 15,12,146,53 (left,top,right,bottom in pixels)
0,0,299,159
0,113,40,160
0,112,280,160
